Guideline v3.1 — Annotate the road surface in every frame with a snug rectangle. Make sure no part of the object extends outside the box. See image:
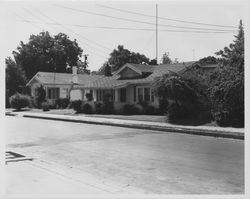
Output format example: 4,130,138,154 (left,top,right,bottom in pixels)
5,116,244,194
